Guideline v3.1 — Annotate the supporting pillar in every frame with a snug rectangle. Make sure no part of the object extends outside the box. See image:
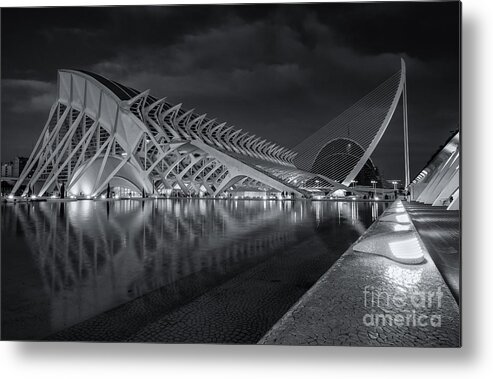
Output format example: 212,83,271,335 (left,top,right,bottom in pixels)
402,59,410,188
